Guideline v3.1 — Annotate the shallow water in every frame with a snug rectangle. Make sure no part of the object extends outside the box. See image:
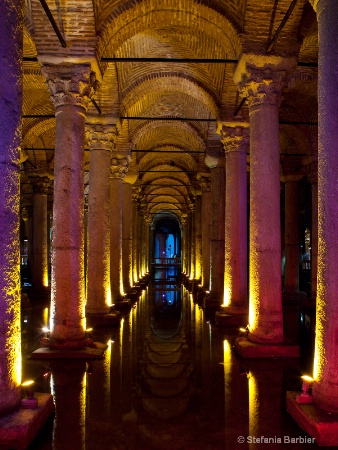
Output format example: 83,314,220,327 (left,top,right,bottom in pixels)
21,283,320,450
